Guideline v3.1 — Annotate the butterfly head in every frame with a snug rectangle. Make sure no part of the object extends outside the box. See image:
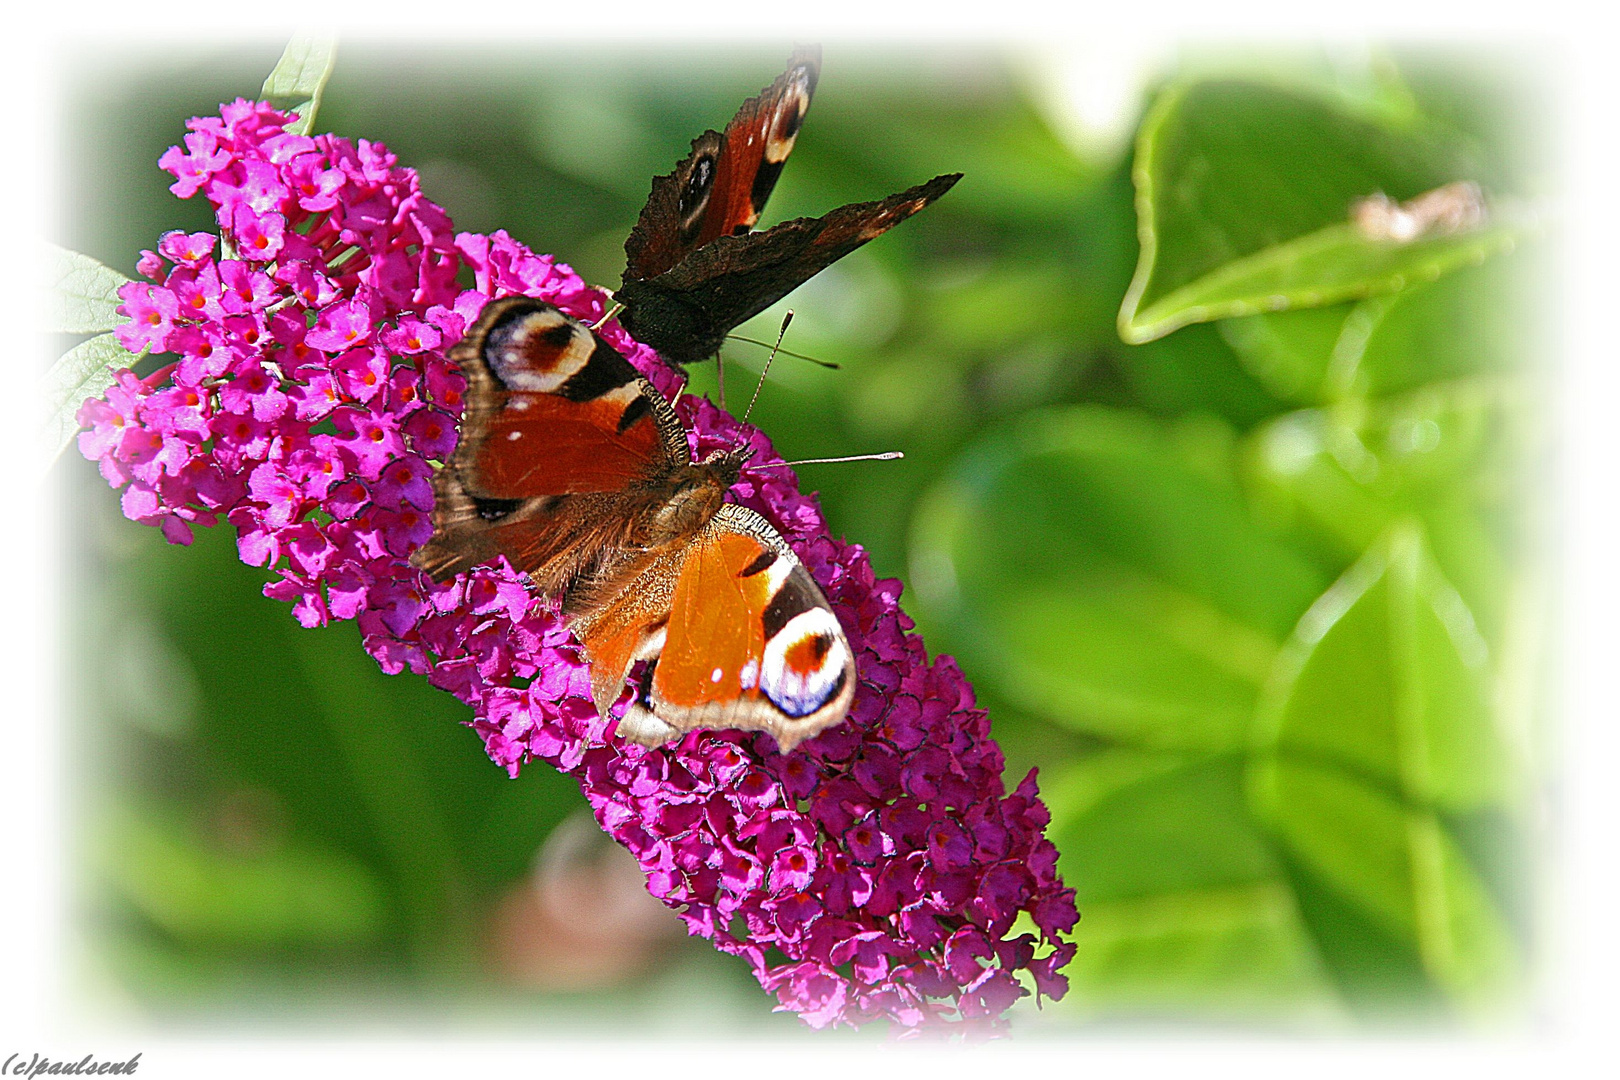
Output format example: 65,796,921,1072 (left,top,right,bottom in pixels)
699,445,755,490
